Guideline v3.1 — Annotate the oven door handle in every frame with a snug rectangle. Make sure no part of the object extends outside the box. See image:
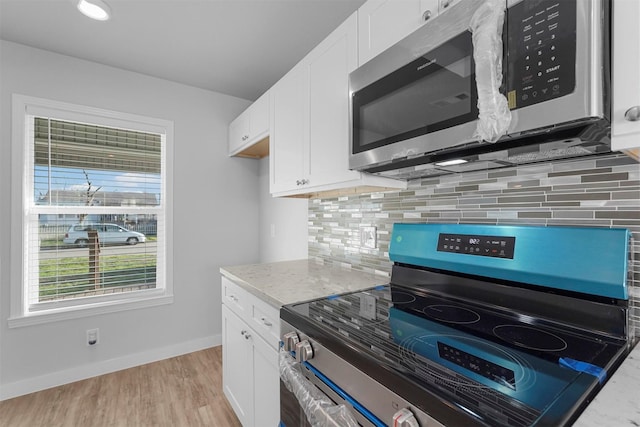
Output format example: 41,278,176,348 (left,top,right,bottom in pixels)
279,350,359,427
